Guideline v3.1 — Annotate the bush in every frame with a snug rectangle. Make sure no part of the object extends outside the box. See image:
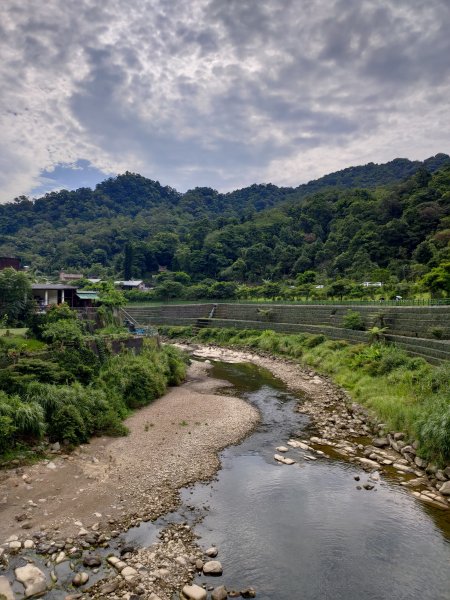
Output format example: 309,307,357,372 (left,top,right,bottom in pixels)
0,415,16,452
429,326,444,339
304,334,326,348
343,310,365,330
50,404,87,445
